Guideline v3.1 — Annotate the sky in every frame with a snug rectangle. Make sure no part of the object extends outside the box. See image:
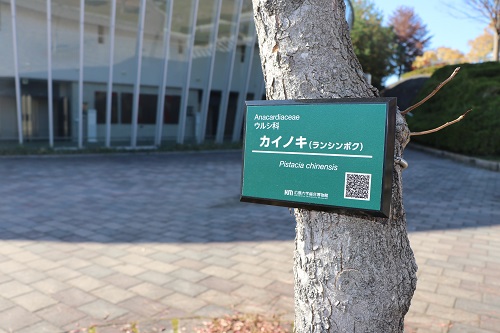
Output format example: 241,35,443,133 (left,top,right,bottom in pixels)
374,0,486,54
